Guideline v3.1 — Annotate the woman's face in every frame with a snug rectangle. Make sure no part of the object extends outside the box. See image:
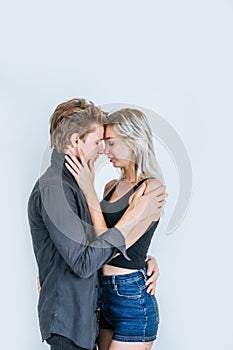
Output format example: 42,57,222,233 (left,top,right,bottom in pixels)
104,125,134,169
